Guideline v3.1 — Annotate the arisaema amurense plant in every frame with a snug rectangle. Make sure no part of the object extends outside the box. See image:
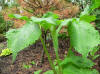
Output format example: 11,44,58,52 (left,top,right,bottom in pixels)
6,1,100,73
